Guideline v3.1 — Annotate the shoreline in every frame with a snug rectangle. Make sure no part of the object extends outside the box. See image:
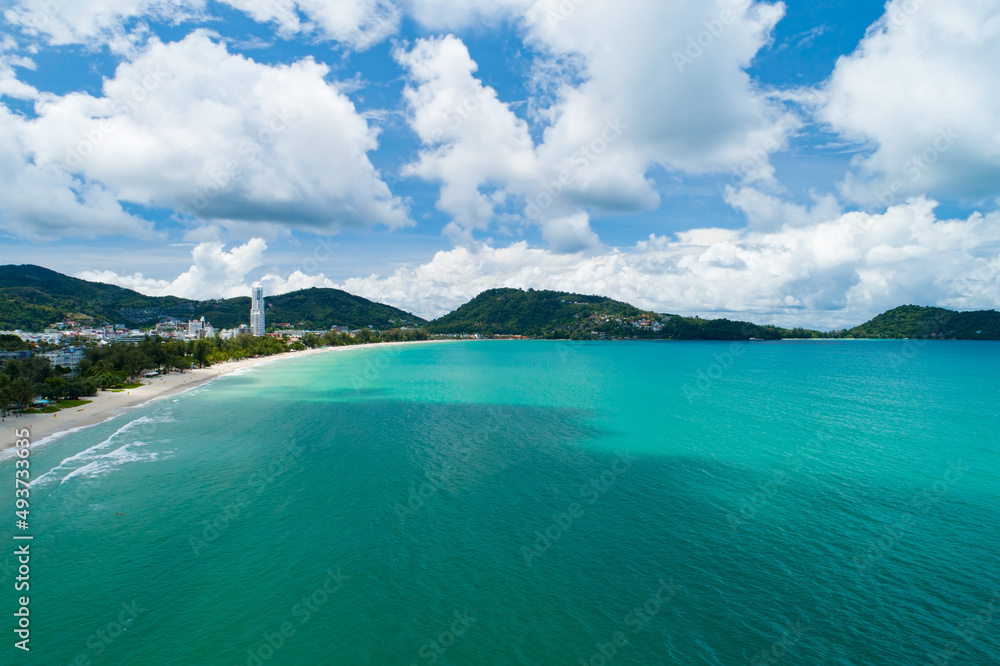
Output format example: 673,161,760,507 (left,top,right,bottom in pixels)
2,339,444,454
